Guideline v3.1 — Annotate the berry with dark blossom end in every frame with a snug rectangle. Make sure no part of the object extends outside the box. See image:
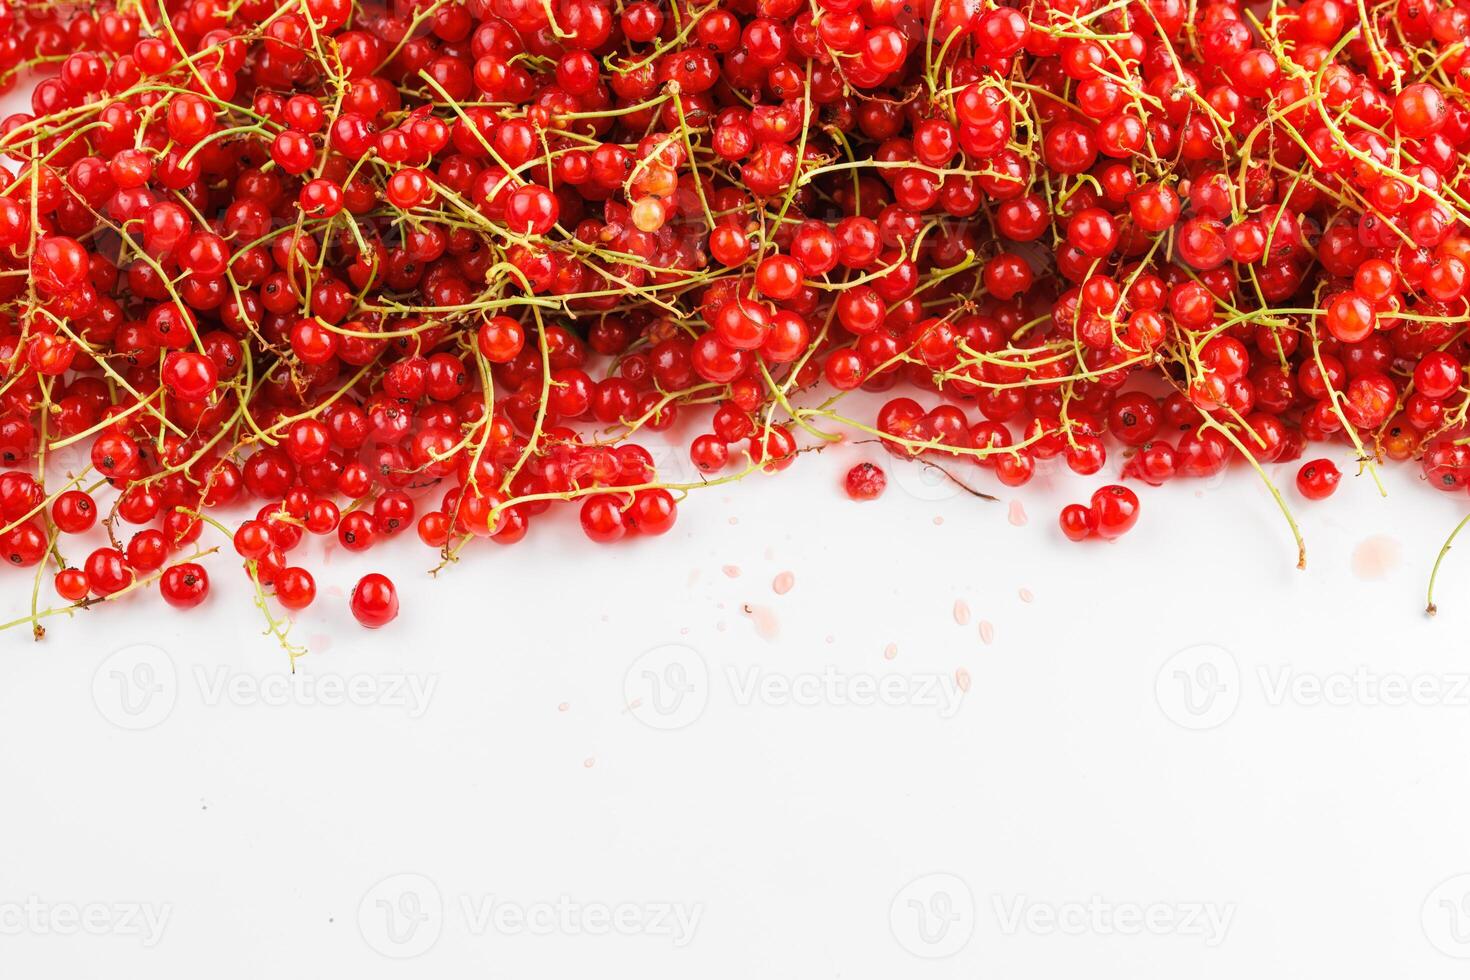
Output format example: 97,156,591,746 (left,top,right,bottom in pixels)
1089,486,1140,540
690,434,729,473
844,462,886,501
2,523,46,567
51,490,96,534
338,512,377,552
160,563,210,609
1296,460,1341,500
